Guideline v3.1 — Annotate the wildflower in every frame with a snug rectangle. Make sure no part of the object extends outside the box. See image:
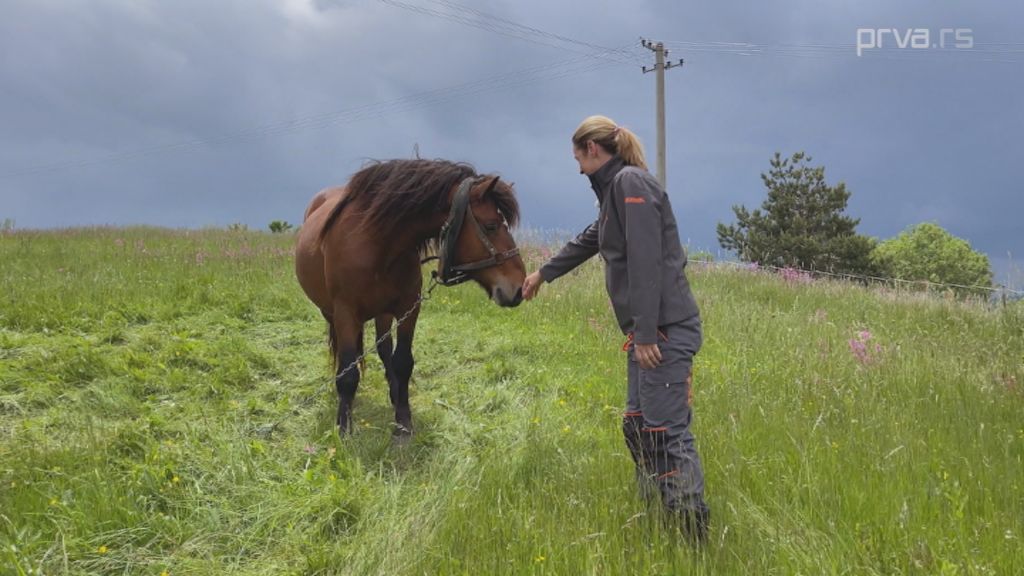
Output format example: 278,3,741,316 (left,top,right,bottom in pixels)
848,329,883,366
558,399,566,407
171,476,180,484
531,416,540,425
49,498,58,506
535,555,546,563
562,425,571,434
160,571,170,576
97,545,108,554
